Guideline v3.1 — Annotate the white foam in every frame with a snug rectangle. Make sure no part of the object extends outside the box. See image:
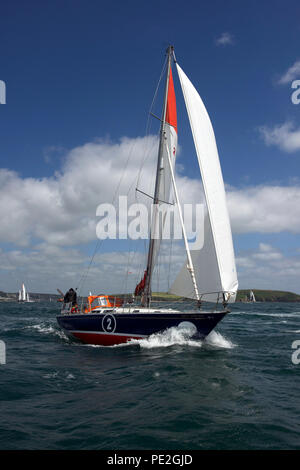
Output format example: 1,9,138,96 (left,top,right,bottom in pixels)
26,323,69,340
43,371,58,379
66,373,75,380
28,323,55,334
129,325,203,349
204,330,236,349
